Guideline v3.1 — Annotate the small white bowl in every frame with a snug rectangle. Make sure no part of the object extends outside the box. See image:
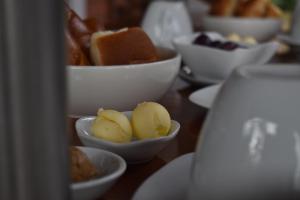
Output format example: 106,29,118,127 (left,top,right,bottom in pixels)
173,32,278,82
71,146,126,200
67,47,181,117
75,111,180,164
202,16,282,42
